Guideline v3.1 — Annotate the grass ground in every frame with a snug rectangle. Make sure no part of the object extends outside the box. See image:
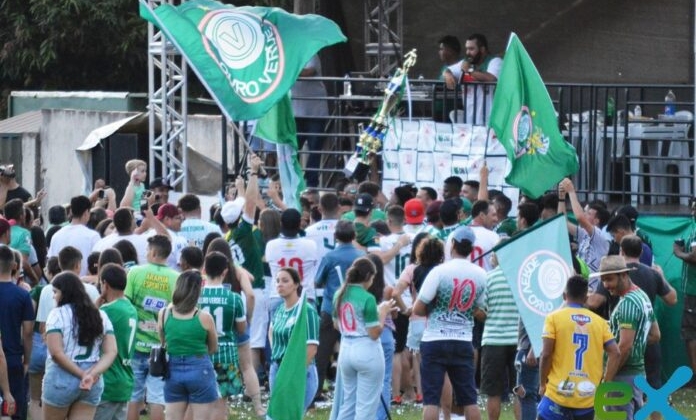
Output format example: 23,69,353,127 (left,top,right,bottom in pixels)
195,387,696,419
